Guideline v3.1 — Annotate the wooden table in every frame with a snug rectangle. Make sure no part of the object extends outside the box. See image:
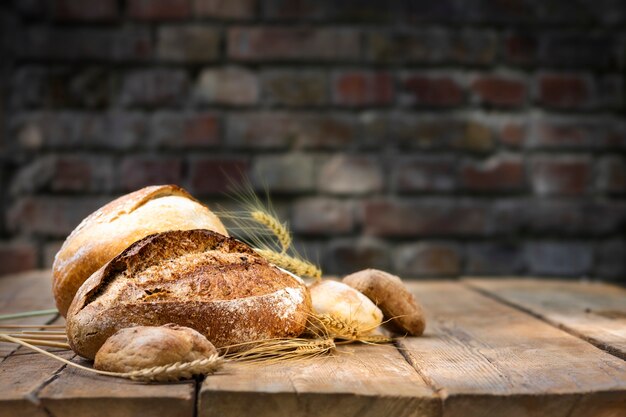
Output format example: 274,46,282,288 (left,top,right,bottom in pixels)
1,271,625,417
